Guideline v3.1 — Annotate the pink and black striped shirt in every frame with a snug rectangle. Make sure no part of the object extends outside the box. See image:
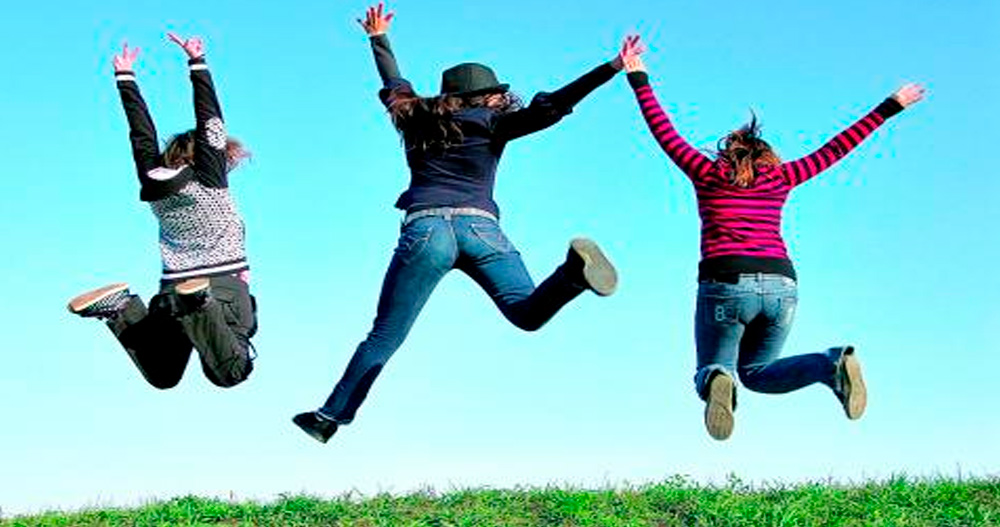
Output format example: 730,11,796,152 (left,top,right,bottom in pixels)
627,72,903,280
